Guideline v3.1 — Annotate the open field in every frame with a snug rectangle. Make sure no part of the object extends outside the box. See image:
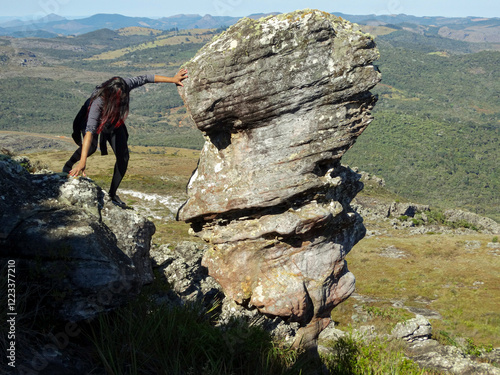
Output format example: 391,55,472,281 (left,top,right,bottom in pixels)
334,223,500,347
87,28,217,61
